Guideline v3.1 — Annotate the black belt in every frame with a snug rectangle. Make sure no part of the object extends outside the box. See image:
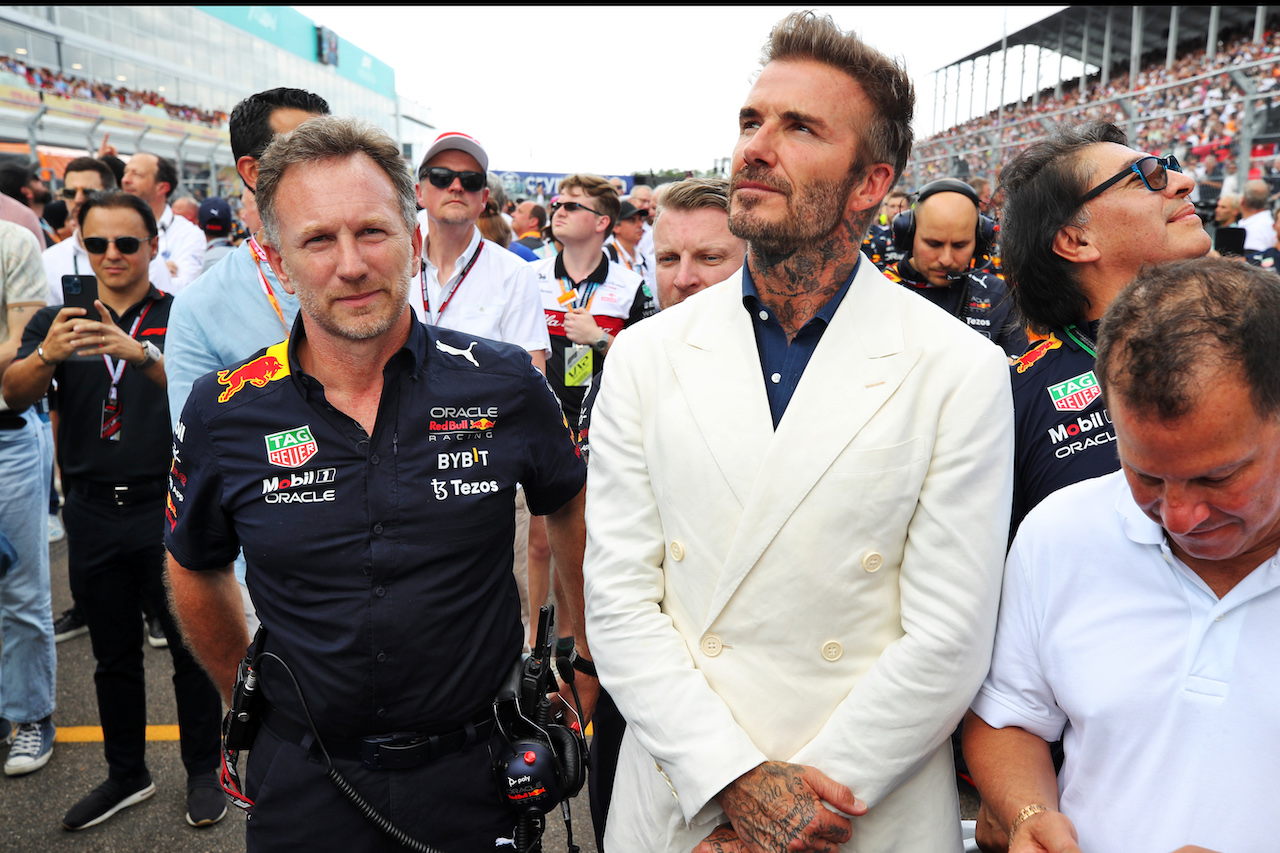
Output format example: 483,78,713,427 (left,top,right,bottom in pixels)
261,701,497,771
70,480,166,506
0,412,28,430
